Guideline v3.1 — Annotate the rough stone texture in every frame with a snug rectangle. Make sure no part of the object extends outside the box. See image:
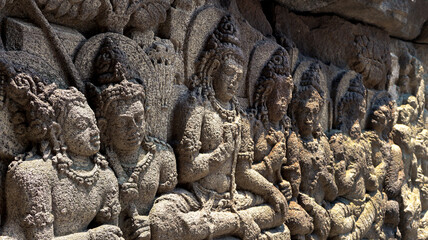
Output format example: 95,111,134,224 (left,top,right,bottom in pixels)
274,0,428,41
0,0,427,239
